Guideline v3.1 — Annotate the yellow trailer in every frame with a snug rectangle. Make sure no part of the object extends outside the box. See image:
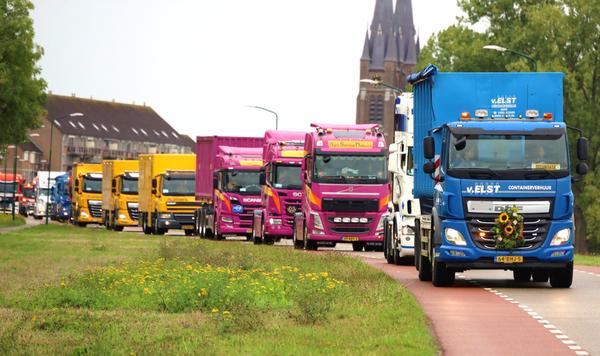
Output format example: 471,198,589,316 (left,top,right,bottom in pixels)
138,154,200,235
102,160,139,231
71,163,103,227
